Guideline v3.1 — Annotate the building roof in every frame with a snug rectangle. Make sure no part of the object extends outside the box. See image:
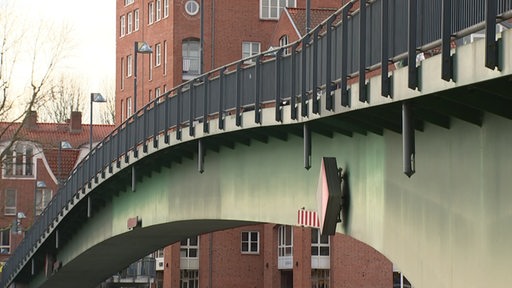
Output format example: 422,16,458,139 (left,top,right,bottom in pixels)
285,8,338,37
43,148,82,181
0,113,114,149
